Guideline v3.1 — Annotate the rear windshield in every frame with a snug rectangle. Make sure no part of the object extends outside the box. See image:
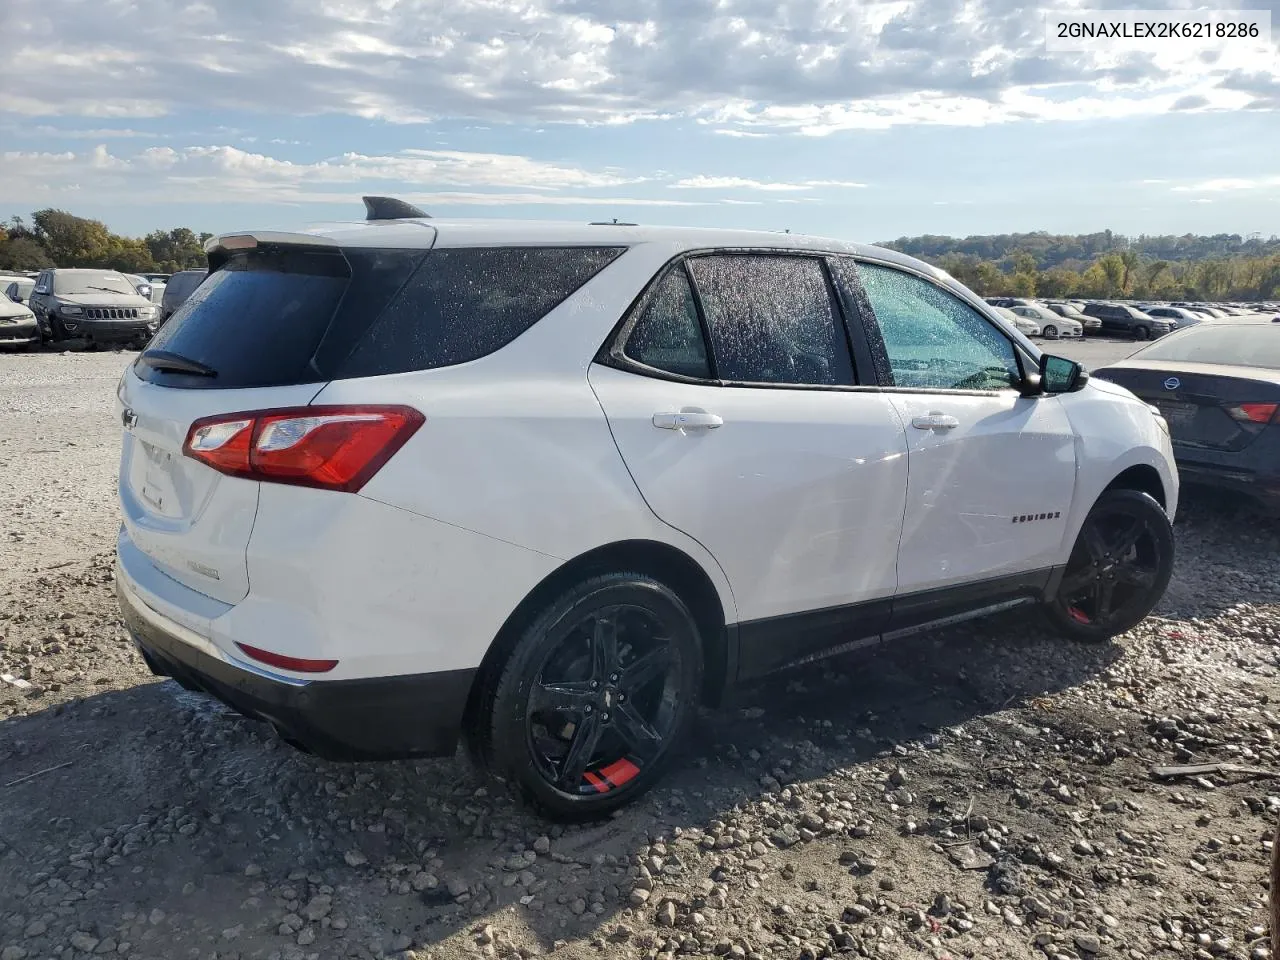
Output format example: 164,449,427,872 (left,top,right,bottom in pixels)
165,271,206,298
135,244,623,388
1136,325,1280,369
54,271,136,296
